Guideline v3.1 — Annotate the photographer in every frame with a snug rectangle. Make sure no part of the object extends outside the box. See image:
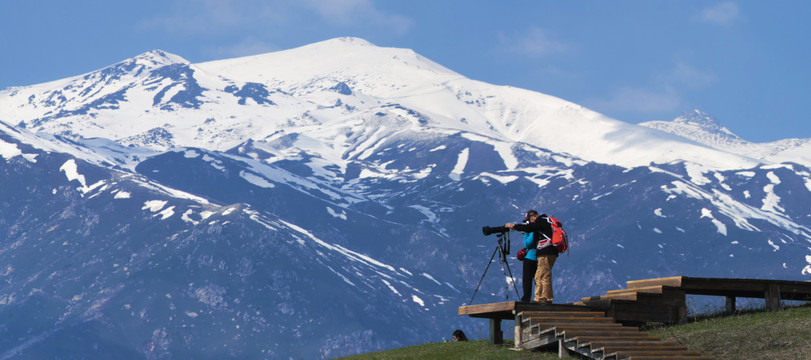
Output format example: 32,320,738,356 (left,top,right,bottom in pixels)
506,210,557,304
518,229,538,303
